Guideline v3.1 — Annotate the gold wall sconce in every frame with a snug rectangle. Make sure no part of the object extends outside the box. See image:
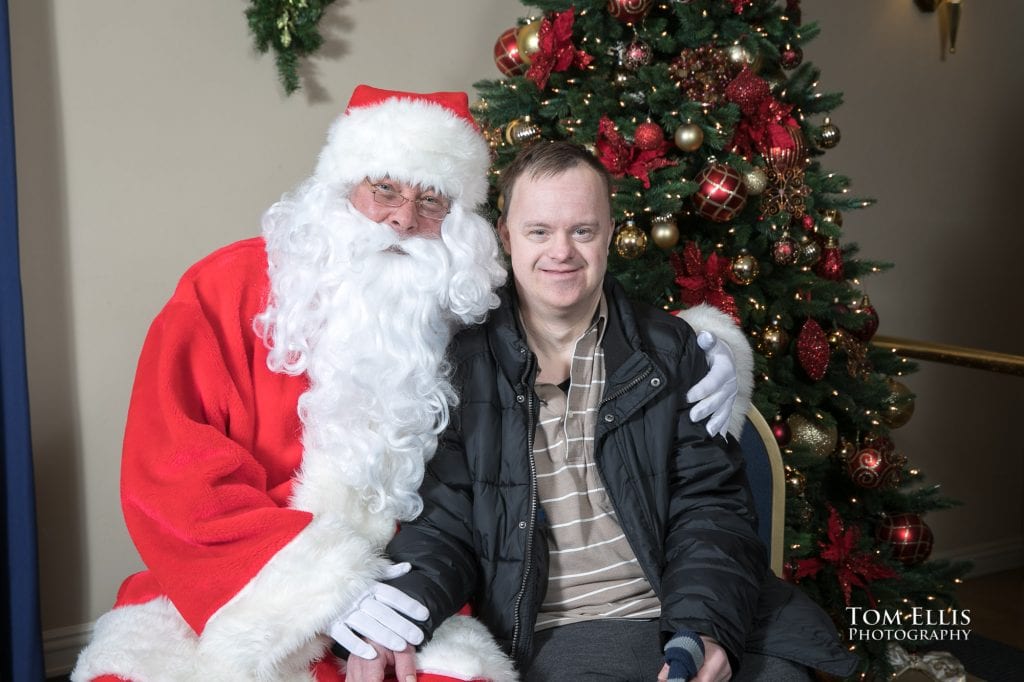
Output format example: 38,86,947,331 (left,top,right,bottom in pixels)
914,0,962,54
